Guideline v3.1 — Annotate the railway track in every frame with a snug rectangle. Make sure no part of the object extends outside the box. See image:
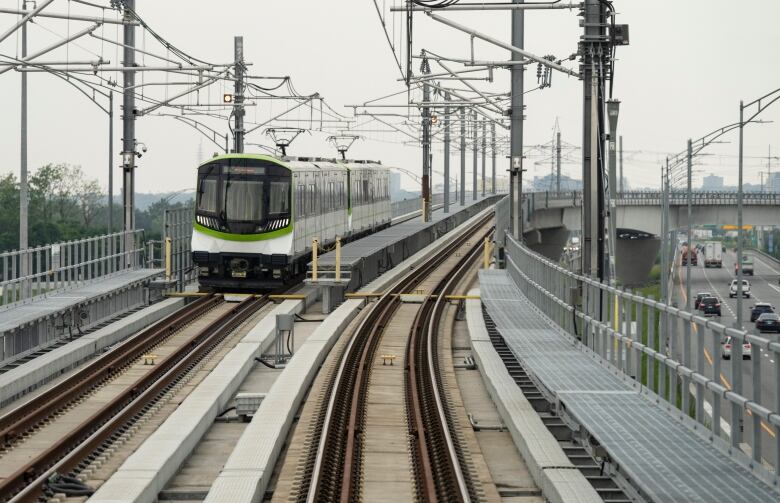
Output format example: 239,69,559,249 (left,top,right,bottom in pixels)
0,293,270,502
308,213,493,503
